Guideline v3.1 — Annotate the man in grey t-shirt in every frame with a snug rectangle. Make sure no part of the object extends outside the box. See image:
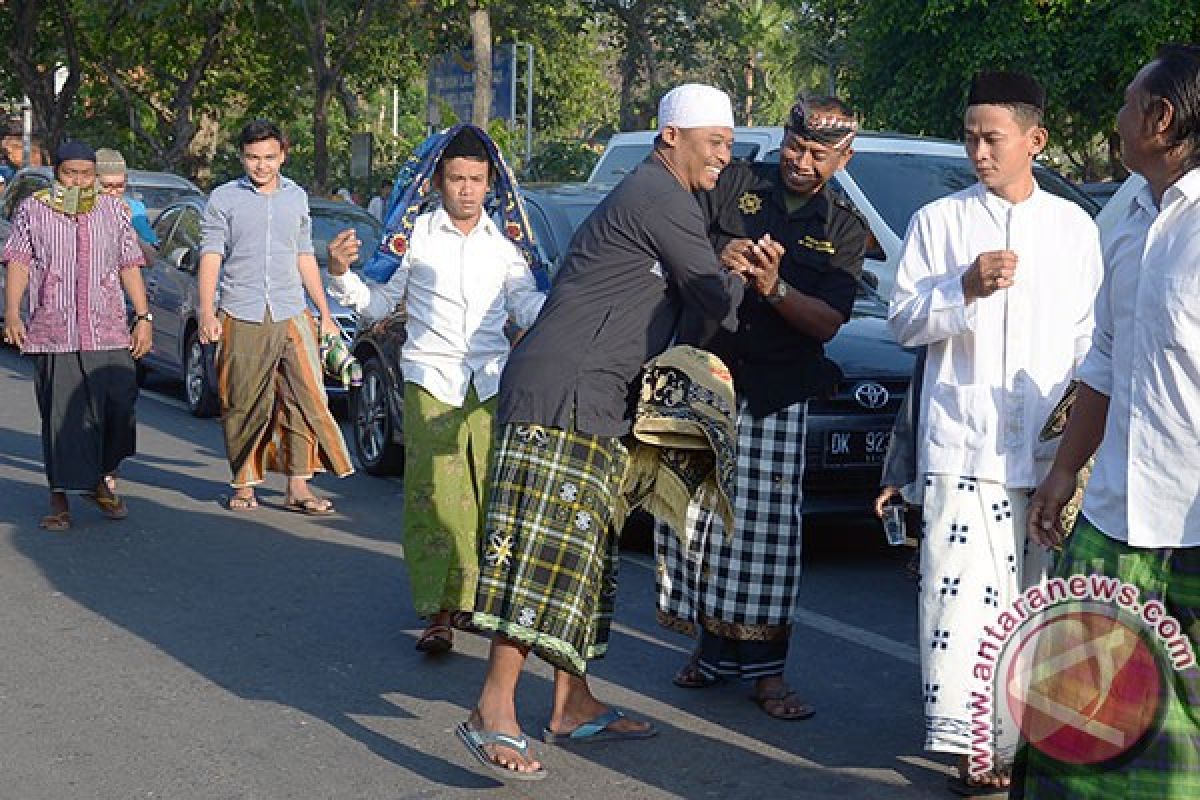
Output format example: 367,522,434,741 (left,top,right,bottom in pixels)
197,119,353,513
